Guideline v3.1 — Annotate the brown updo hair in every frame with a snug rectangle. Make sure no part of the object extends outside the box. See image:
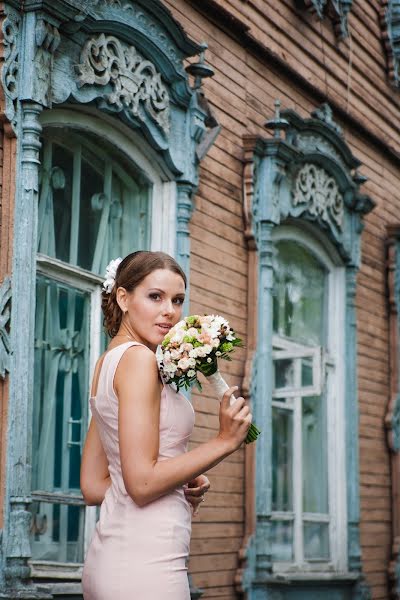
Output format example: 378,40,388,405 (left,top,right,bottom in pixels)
102,251,187,338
